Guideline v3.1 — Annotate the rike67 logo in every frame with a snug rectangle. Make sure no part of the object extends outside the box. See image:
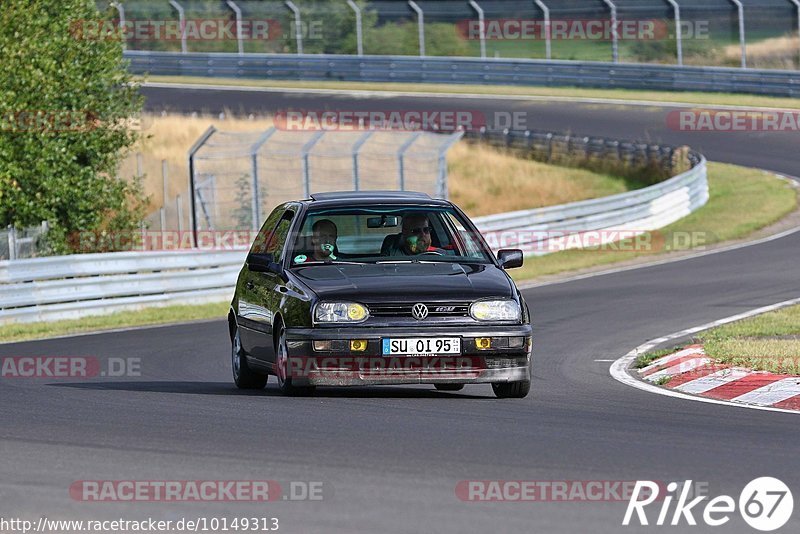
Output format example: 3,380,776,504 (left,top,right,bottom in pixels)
624,478,793,531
